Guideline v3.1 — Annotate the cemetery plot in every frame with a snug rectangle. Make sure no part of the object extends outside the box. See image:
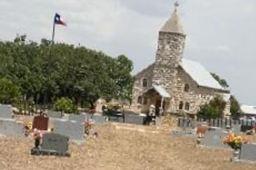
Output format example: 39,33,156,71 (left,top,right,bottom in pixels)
69,114,86,123
0,104,13,119
52,119,84,141
0,119,25,137
32,115,49,130
92,114,107,124
31,133,70,156
124,114,146,125
239,144,256,162
200,128,229,149
46,110,62,118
